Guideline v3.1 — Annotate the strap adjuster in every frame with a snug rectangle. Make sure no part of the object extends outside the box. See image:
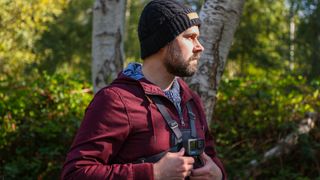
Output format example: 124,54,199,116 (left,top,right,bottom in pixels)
170,121,178,128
